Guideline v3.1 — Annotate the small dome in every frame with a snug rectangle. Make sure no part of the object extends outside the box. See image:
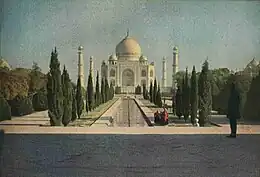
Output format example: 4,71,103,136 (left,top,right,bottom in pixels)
78,46,83,50
109,54,117,61
0,58,11,70
139,55,148,61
